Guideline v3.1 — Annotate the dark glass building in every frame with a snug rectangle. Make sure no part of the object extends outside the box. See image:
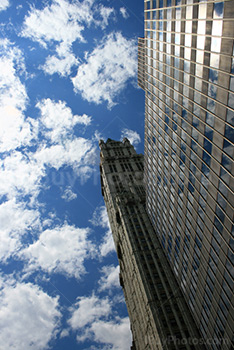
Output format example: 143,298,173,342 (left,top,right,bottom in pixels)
138,1,234,349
